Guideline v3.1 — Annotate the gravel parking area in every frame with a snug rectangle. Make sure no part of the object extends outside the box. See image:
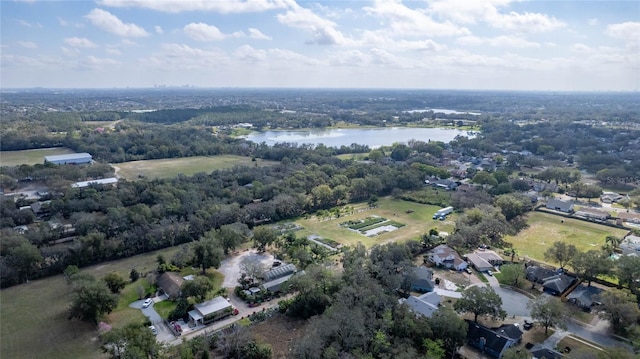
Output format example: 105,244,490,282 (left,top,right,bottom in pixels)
218,250,274,288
